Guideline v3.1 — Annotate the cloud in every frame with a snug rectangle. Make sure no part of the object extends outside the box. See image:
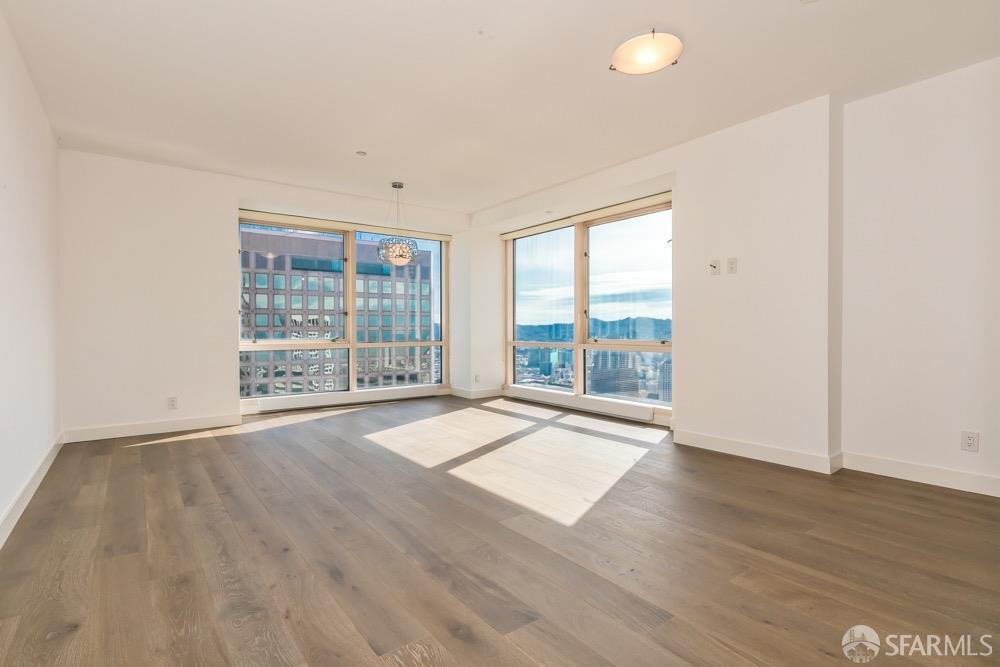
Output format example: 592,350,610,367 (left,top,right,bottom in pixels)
512,209,673,325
